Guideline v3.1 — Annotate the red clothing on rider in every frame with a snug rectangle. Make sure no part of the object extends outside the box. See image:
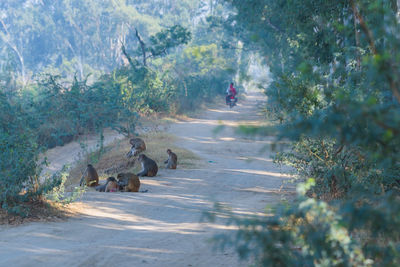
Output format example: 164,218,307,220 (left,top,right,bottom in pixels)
229,84,237,96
